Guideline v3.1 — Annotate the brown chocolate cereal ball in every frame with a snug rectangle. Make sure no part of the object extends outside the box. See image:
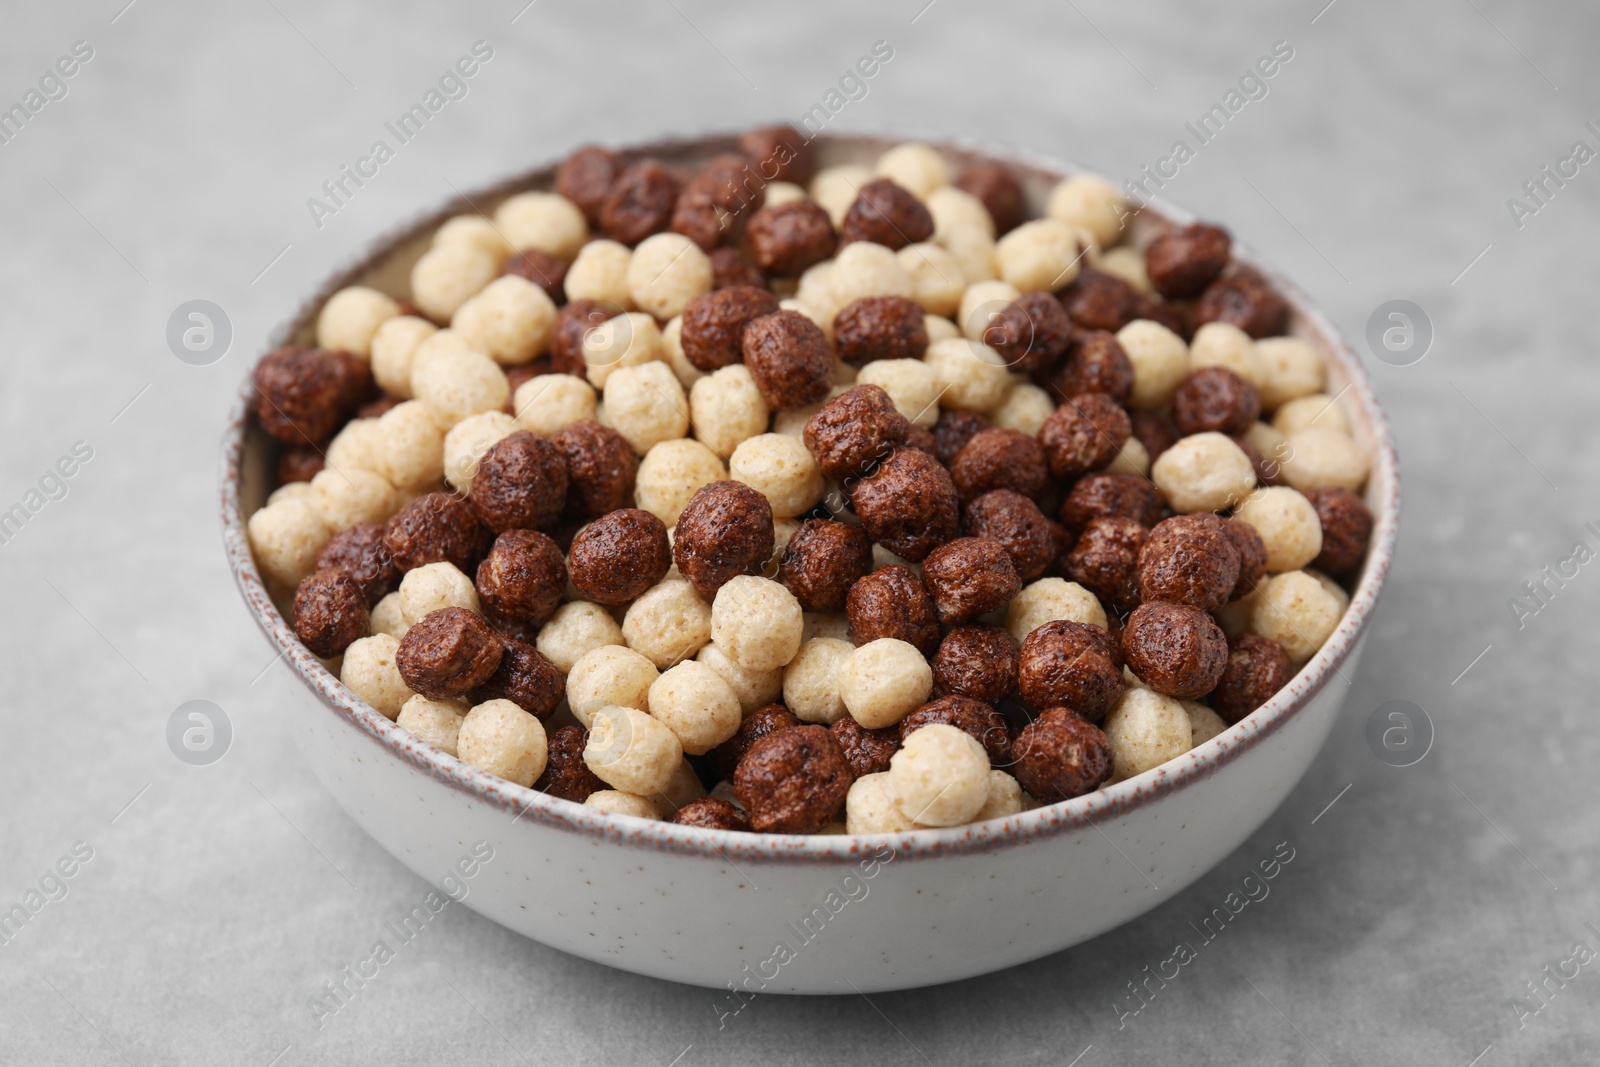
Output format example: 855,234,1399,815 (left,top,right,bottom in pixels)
502,249,569,305
839,178,935,250
901,694,1011,766
778,518,873,613
1059,267,1144,333
833,296,929,367
950,428,1049,503
921,537,1022,625
1011,707,1114,802
475,528,568,627
1222,517,1269,600
1120,601,1228,700
1037,393,1132,481
1018,620,1124,721
556,145,624,225
384,492,492,574
550,419,638,521
738,124,816,185
670,177,729,252
932,625,1019,704
1137,297,1190,341
315,522,398,606
1129,411,1179,463
1304,487,1373,577
803,384,912,482
746,199,838,278
276,447,324,485
469,634,563,718
1145,223,1231,299
1172,367,1262,437
549,299,609,377
1050,331,1135,403
672,480,775,599
954,162,1025,235
671,797,751,831
395,606,504,699
470,431,569,533
567,508,671,605
1062,515,1146,616
990,293,1075,377
741,310,834,410
535,724,609,802
254,345,370,446
846,564,941,656
931,409,990,466
733,724,853,833
905,425,938,457
679,286,780,372
600,158,680,246
829,716,902,778
714,703,800,781
1210,633,1294,723
709,246,768,291
964,490,1055,582
293,569,369,658
1059,473,1163,533
1137,514,1241,614
850,447,961,562
1194,268,1289,339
